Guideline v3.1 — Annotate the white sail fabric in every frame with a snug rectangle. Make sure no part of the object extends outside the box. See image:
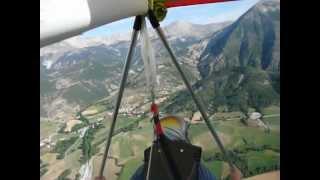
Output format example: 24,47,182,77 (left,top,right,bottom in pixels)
40,0,148,47
140,18,158,94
